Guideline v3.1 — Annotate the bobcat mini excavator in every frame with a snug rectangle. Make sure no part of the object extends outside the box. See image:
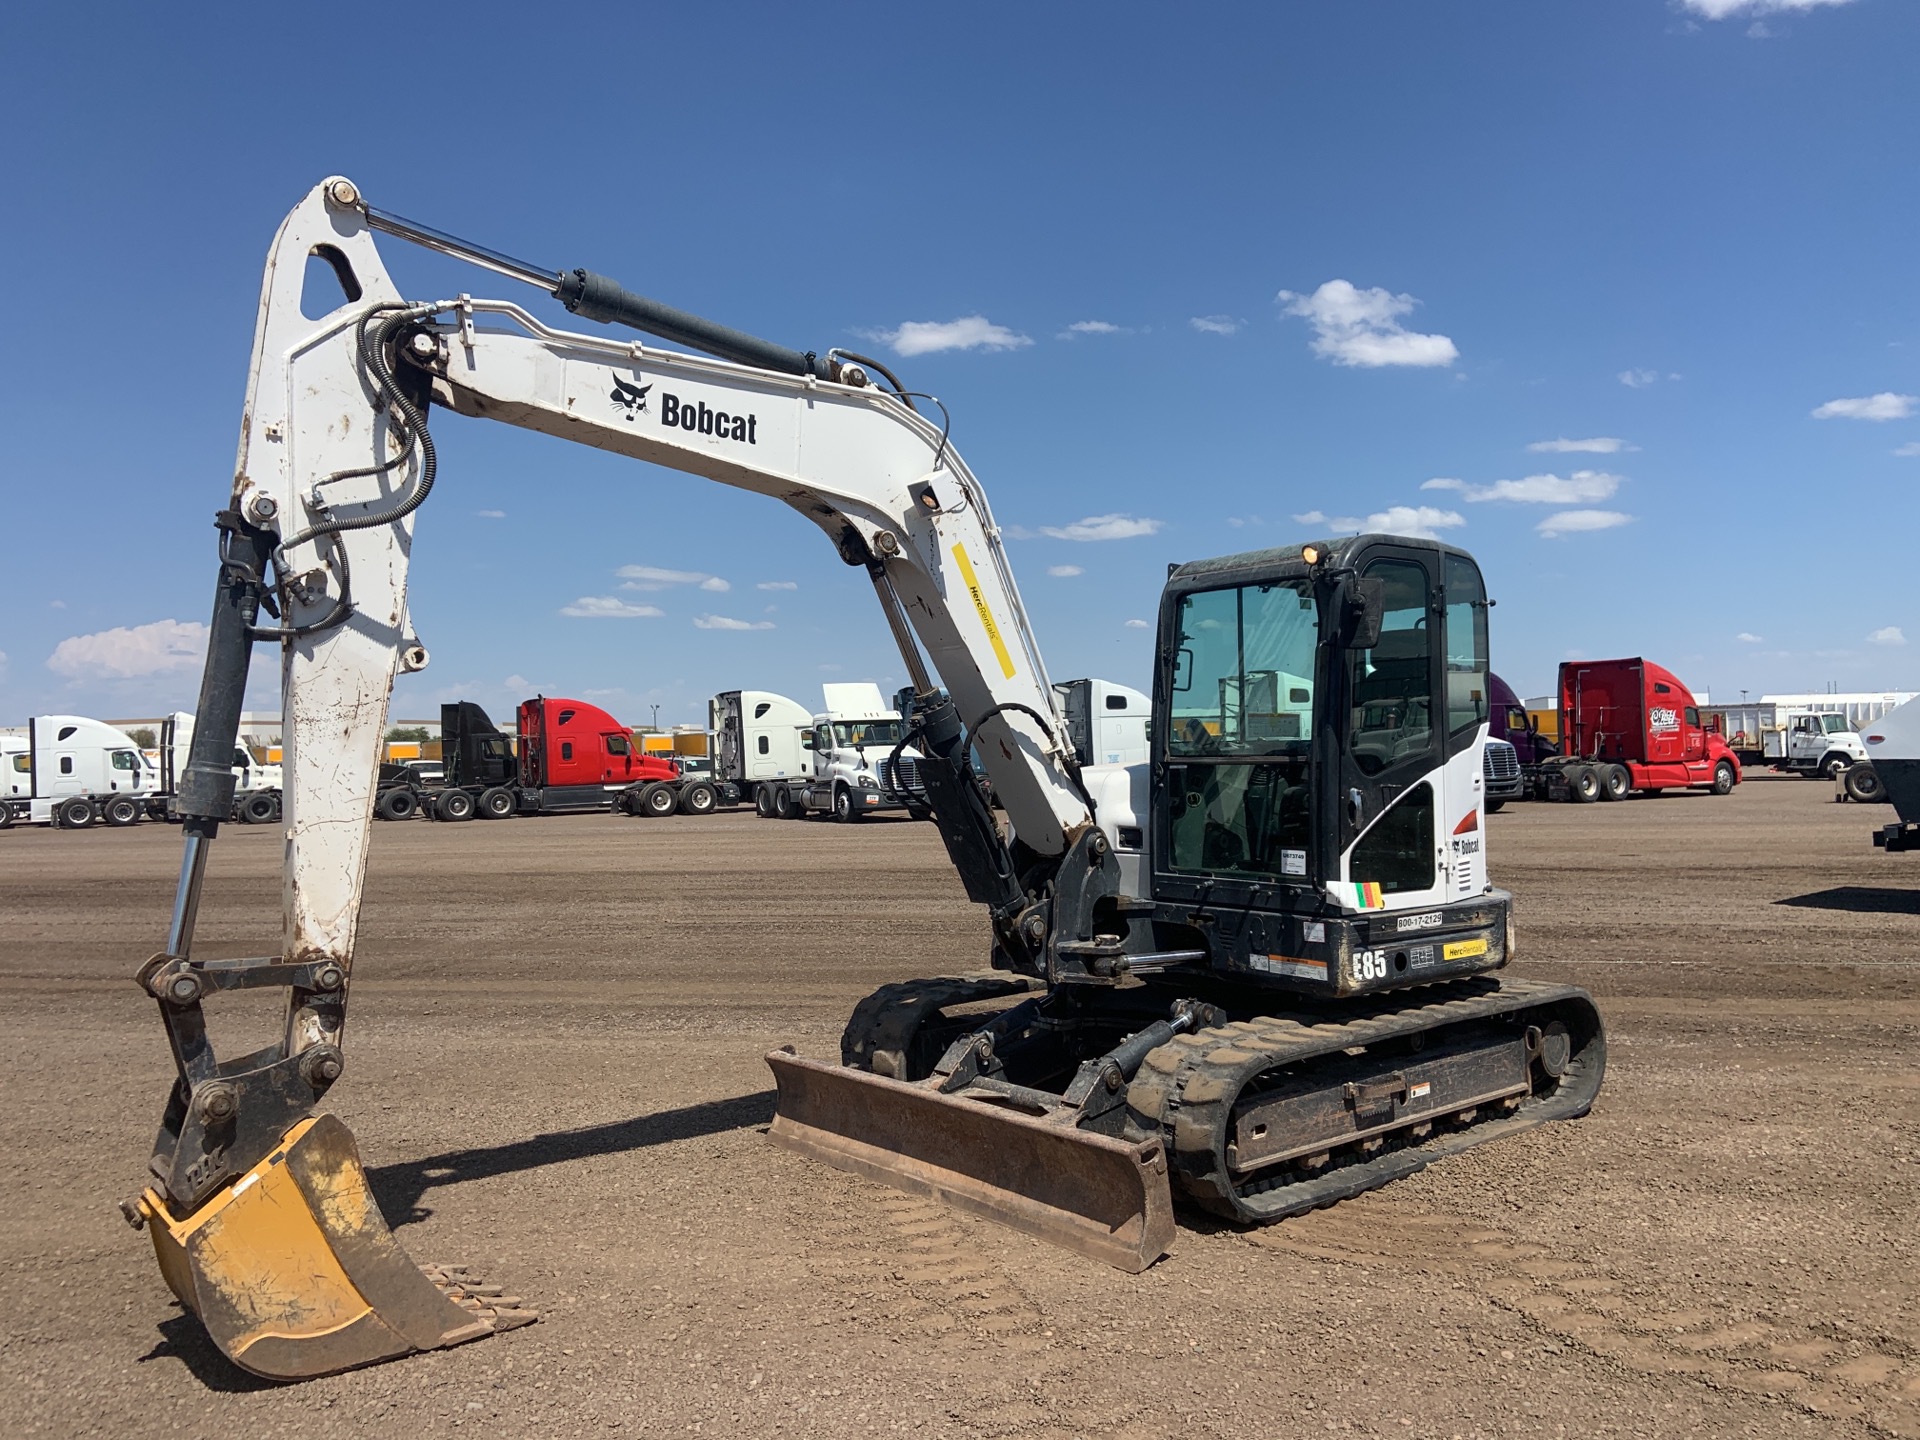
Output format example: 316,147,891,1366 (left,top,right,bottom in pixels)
126,177,1605,1380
